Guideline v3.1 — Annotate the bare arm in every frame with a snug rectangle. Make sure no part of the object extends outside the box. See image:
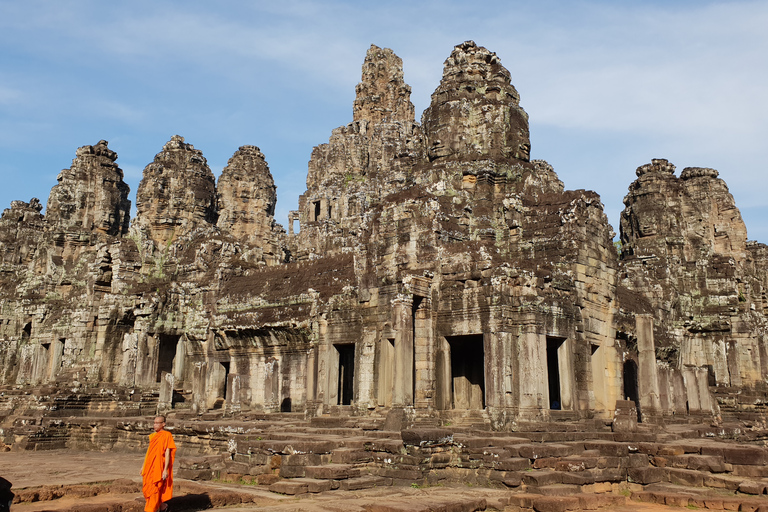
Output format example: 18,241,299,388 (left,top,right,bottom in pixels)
162,447,171,480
